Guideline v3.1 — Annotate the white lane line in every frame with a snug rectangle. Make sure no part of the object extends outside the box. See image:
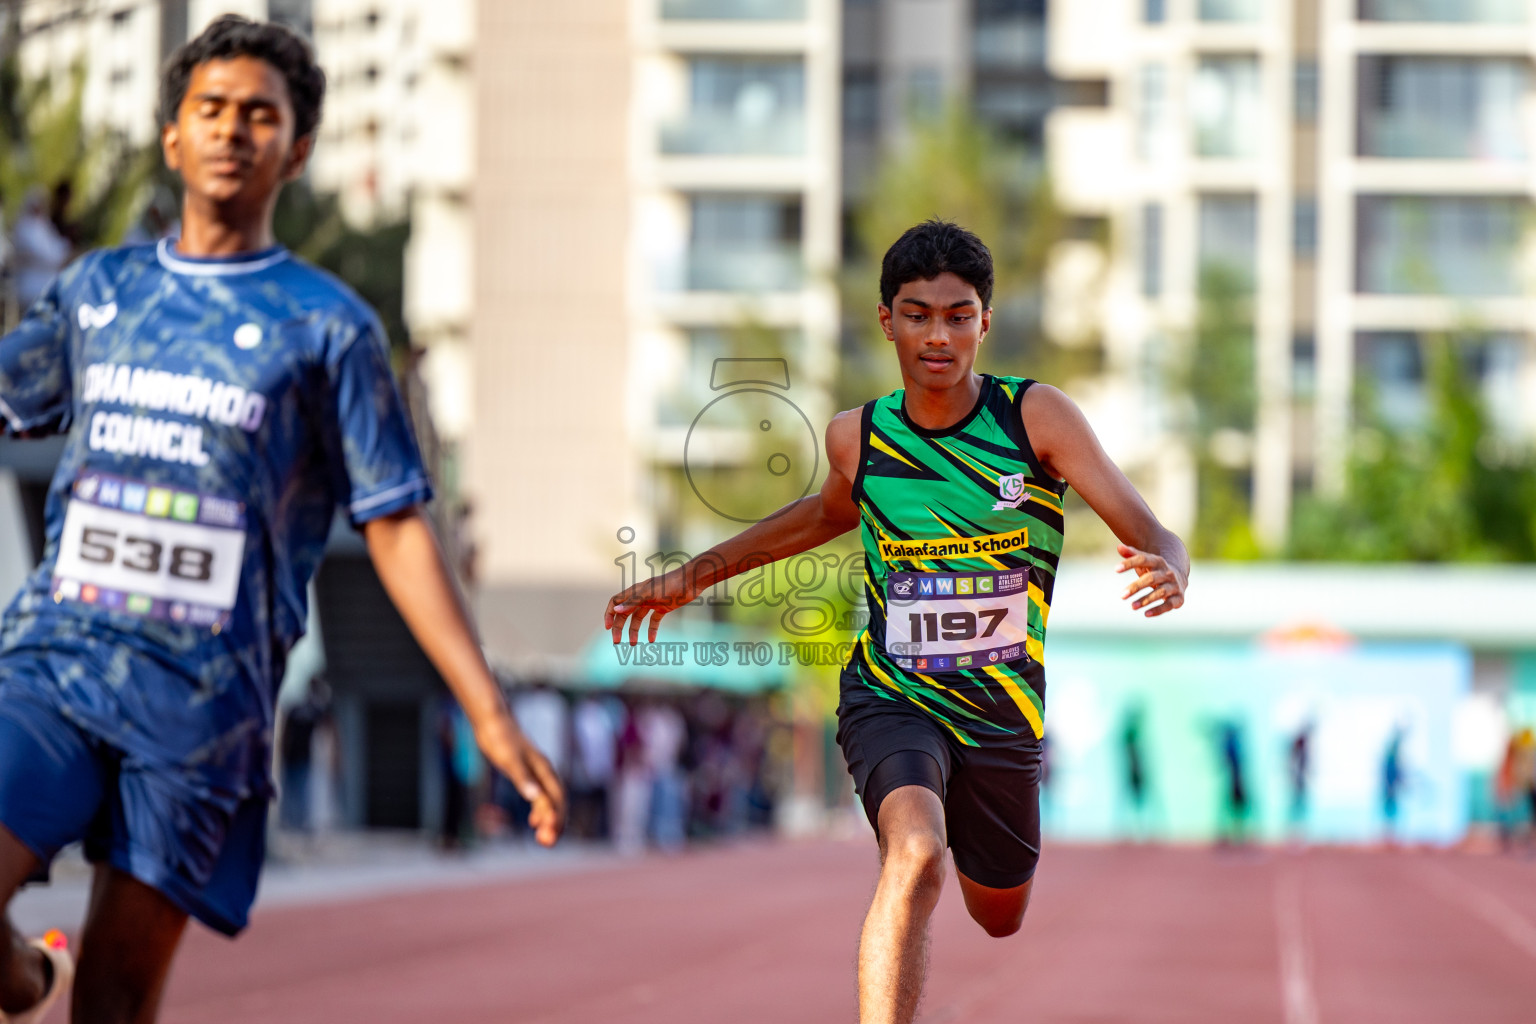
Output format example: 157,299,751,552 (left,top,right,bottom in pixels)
1420,861,1536,962
1275,869,1320,1024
